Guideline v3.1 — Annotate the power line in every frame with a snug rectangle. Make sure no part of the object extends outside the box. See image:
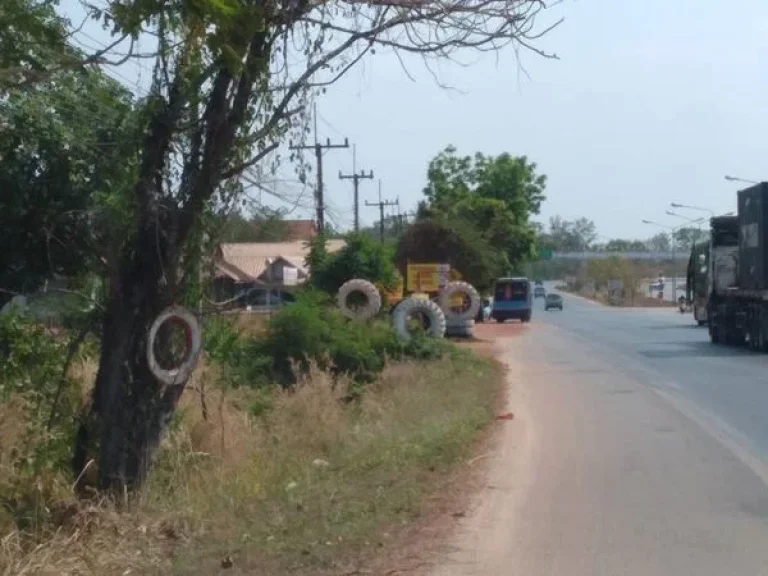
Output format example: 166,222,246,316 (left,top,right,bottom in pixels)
289,103,348,233
339,144,373,232
366,180,398,242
